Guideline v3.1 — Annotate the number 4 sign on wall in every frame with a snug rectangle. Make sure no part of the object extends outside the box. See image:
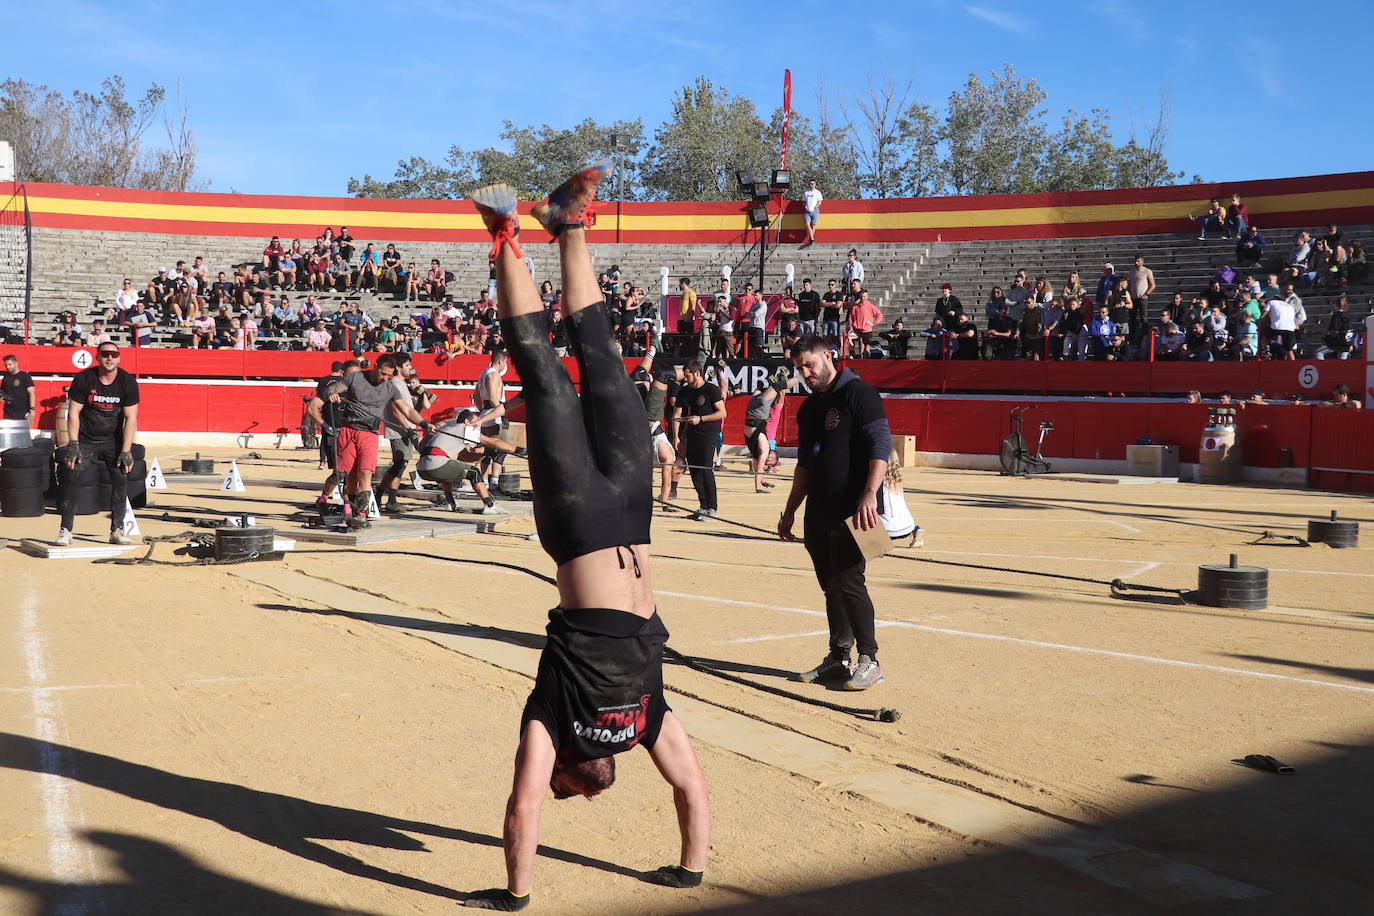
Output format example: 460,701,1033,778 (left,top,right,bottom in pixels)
71,349,93,370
